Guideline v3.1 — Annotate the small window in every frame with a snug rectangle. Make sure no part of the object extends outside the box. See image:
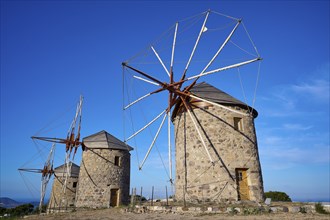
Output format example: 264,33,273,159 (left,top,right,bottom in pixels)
114,156,120,166
234,117,243,131
237,171,243,181
73,182,77,188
